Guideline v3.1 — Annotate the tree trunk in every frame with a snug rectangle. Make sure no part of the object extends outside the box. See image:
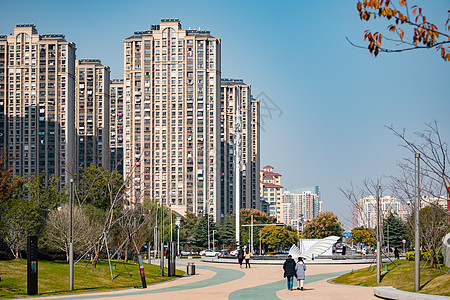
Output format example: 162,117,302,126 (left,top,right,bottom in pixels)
124,243,129,263
91,251,99,268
